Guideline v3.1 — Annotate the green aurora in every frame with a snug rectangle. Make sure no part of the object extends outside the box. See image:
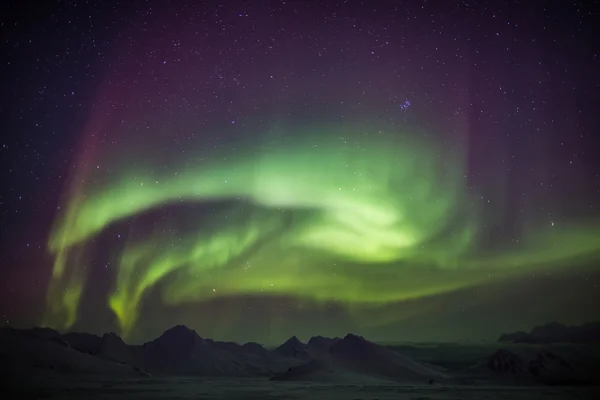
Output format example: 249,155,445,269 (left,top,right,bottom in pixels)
43,125,600,339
